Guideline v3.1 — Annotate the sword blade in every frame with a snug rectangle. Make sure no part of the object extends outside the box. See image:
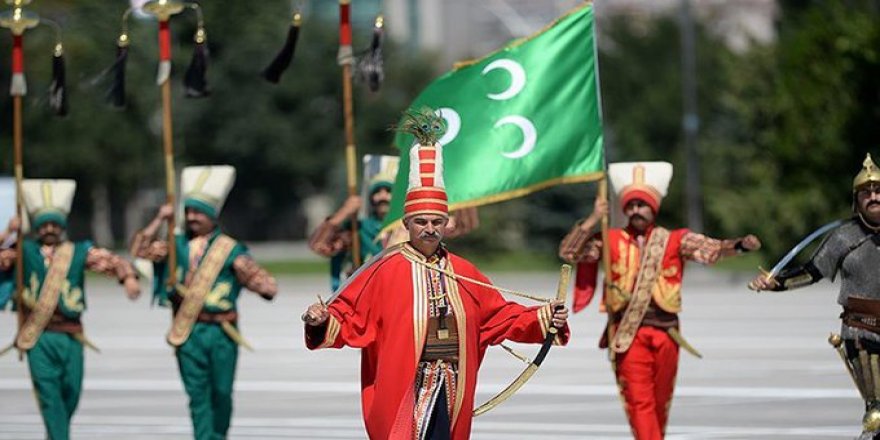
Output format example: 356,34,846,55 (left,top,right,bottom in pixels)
768,219,844,278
